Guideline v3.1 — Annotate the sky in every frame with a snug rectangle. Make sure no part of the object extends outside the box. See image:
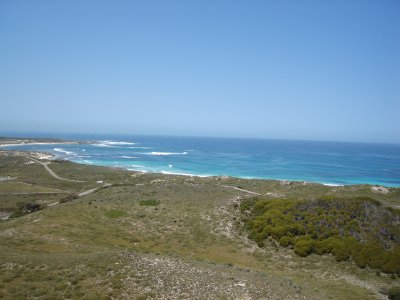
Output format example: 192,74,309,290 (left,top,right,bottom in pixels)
0,1,399,143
